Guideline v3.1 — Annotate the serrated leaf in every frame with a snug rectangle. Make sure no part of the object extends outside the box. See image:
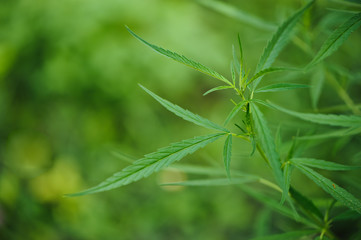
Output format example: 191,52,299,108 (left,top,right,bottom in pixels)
255,83,309,93
161,177,257,187
248,67,298,86
67,133,226,196
140,85,229,132
251,230,317,240
293,163,361,214
307,12,361,69
224,100,248,126
251,103,283,184
289,187,324,220
223,134,233,178
197,0,277,31
253,0,315,88
251,103,286,201
311,68,325,110
290,158,361,171
269,101,361,127
126,26,232,85
203,85,233,96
